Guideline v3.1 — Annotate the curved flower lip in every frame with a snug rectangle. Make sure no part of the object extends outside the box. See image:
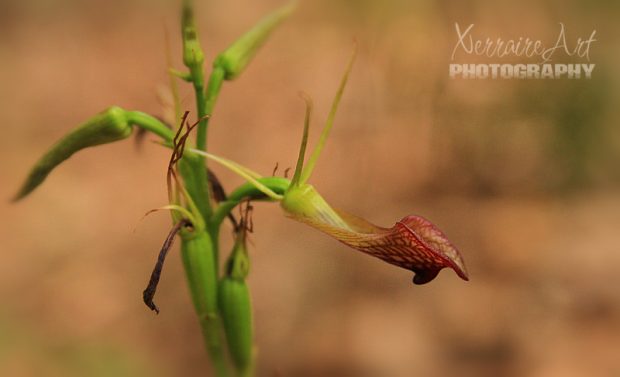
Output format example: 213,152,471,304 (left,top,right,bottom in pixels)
394,215,469,283
287,209,469,285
